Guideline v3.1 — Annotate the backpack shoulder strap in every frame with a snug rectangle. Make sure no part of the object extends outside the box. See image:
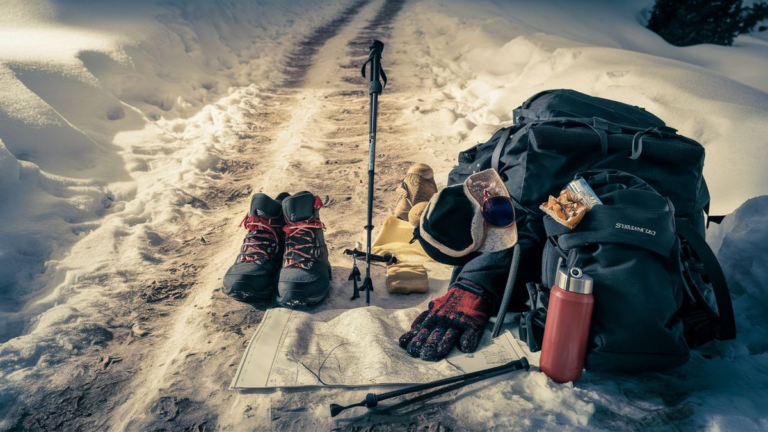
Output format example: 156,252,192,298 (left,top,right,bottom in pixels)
704,202,726,227
676,221,737,340
491,127,512,173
